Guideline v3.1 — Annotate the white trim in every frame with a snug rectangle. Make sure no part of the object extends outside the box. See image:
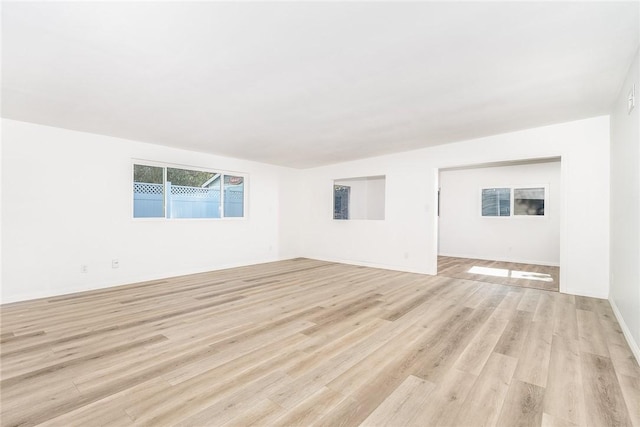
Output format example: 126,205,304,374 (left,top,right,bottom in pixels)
561,287,608,299
609,297,640,365
131,158,246,177
305,256,435,276
0,256,285,305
